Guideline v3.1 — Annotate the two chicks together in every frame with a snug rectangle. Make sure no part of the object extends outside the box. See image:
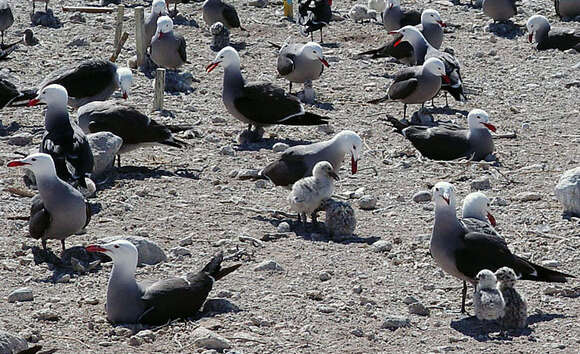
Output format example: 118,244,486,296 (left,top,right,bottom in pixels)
474,267,527,329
